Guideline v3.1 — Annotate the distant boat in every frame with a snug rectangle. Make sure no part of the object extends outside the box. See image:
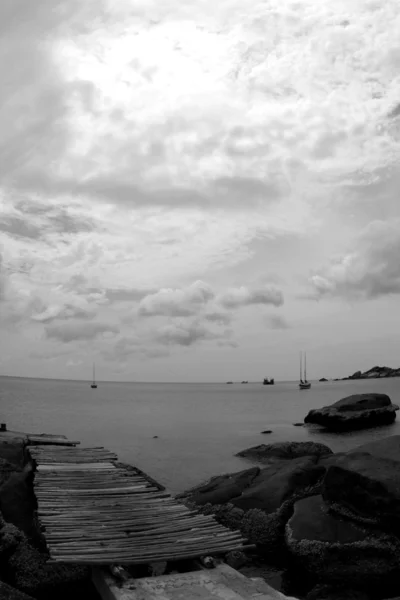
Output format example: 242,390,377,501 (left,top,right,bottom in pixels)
241,381,248,384
263,377,274,385
91,363,98,389
226,381,233,384
299,352,311,390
